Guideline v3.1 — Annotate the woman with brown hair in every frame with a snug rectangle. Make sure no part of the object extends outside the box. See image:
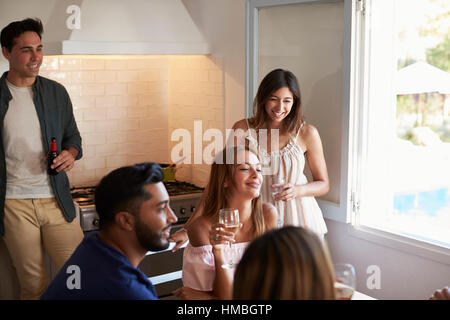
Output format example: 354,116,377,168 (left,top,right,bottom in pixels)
232,68,329,238
173,145,277,300
233,226,336,300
